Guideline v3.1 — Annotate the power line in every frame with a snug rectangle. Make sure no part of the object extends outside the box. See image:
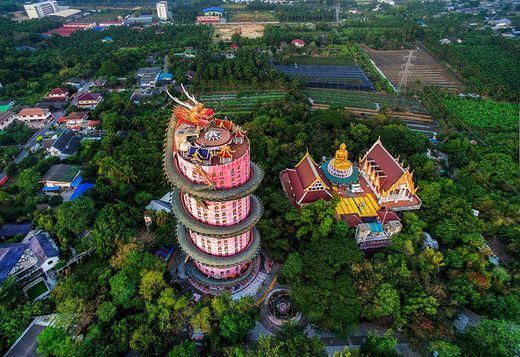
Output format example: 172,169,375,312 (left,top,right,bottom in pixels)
397,50,416,94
